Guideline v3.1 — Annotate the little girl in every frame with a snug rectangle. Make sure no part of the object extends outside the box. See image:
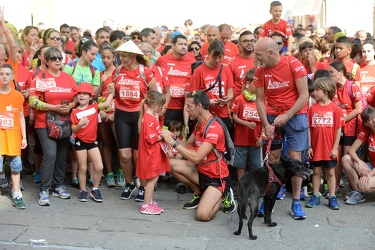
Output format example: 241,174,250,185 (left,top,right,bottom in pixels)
137,90,170,215
71,82,113,202
306,77,344,210
167,120,184,159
